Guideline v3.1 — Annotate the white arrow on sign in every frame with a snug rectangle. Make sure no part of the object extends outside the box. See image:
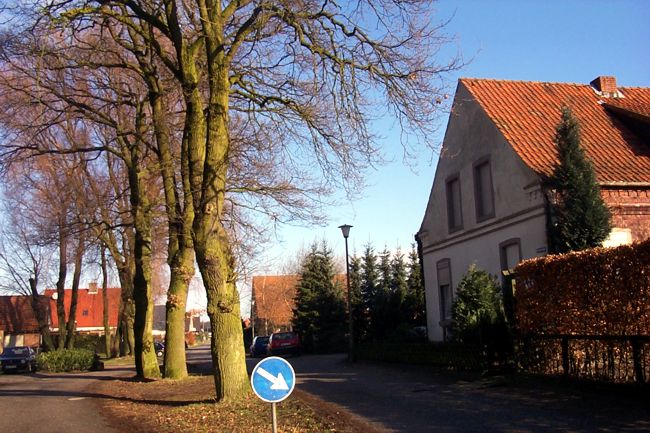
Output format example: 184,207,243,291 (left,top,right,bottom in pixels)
257,367,289,390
